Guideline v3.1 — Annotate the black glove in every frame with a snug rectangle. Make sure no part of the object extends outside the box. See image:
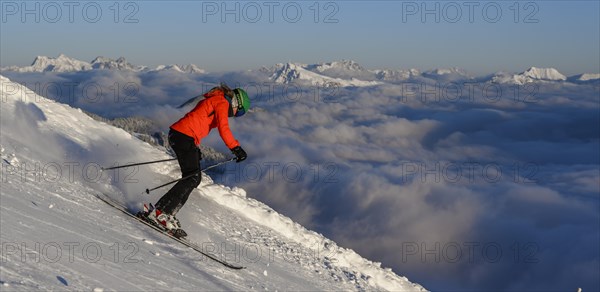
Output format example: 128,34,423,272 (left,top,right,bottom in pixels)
231,146,247,163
